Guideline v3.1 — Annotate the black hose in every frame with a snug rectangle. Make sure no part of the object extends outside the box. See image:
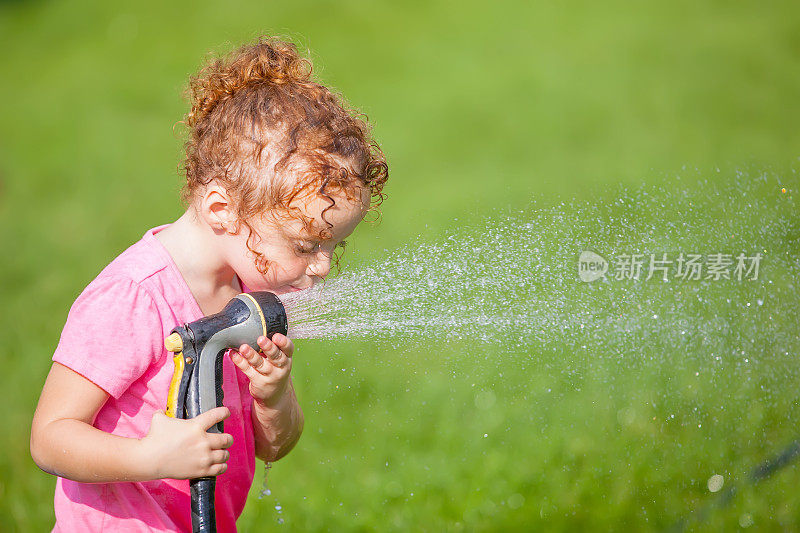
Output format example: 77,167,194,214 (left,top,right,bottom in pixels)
190,477,216,533
668,439,800,531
